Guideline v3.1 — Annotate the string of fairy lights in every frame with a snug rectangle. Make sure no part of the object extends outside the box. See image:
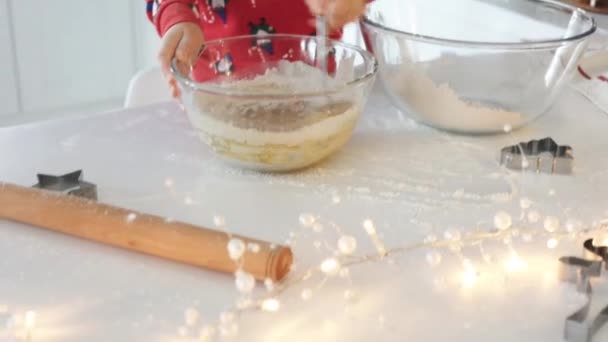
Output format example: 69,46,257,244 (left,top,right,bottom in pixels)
3,195,607,341
182,201,608,341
